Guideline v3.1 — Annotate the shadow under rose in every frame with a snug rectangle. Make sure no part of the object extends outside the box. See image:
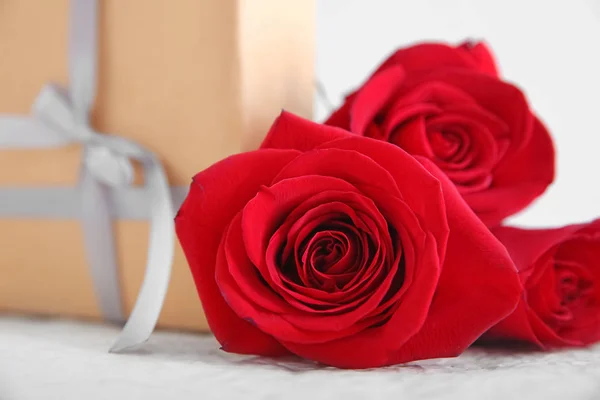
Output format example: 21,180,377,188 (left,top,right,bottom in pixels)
119,330,433,373
111,328,554,373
